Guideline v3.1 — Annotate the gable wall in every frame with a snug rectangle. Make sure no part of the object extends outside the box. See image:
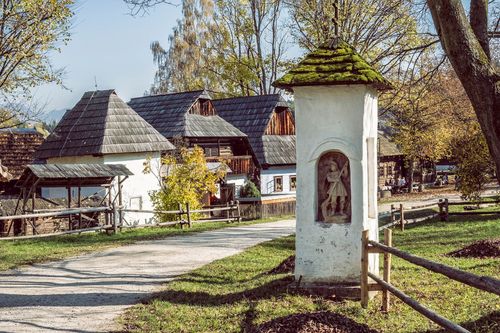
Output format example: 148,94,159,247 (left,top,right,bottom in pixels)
264,108,296,135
